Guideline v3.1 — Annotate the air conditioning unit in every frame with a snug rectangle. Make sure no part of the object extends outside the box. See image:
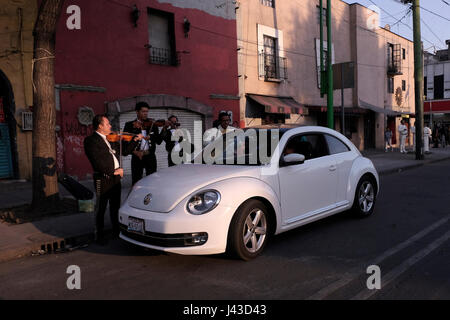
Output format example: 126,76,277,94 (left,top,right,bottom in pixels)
22,112,33,131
